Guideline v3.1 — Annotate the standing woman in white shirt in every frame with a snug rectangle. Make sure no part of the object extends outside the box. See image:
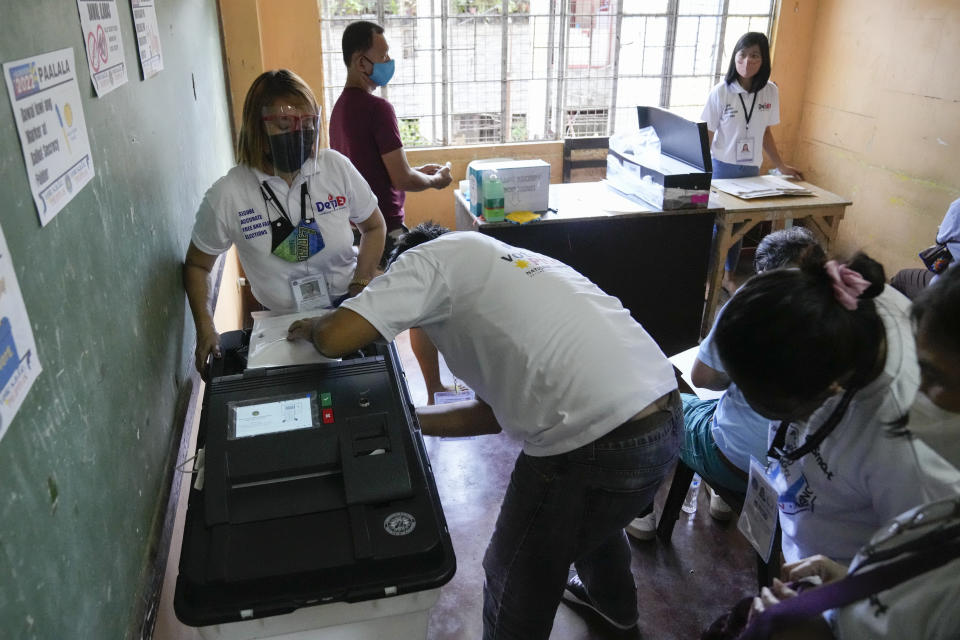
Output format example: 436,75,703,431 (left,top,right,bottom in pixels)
183,70,386,379
702,32,804,291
